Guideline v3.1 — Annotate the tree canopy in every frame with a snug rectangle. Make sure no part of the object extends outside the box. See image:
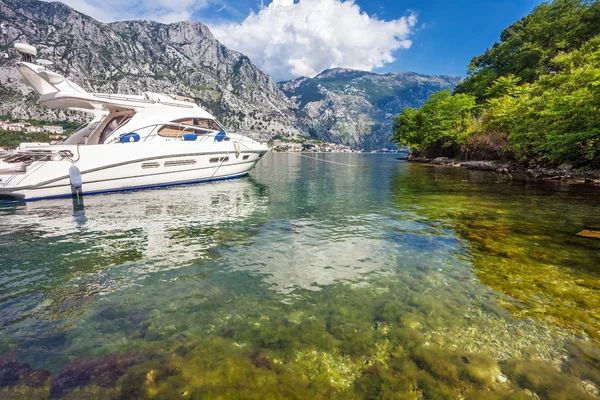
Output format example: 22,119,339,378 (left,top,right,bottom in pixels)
392,91,477,156
455,0,600,102
392,0,600,168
